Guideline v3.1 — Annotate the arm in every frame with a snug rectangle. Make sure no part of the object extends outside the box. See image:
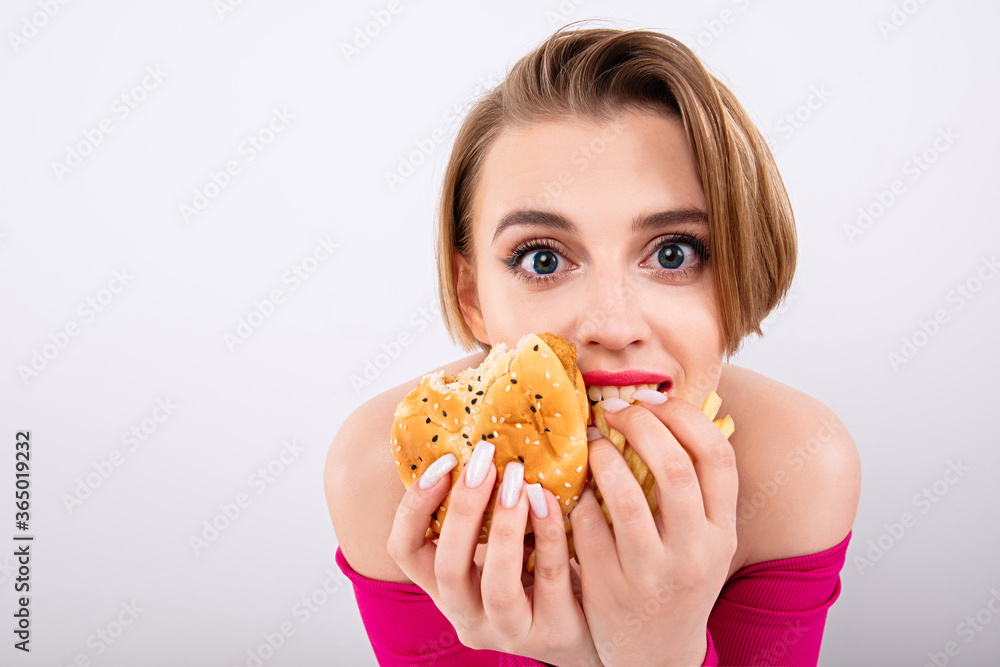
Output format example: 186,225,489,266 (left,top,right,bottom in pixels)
707,532,852,666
